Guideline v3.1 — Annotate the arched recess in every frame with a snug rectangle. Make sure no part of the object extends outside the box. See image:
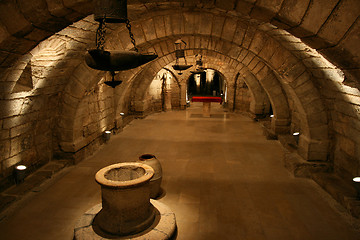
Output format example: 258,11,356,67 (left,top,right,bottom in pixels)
239,68,271,117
